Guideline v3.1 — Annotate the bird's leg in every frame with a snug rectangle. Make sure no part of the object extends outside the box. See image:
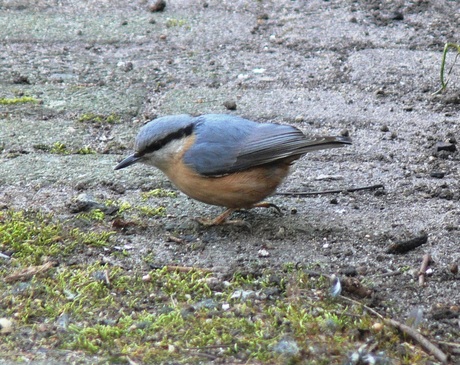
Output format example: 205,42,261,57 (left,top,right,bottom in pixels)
251,201,282,215
195,208,237,226
196,202,282,227
196,208,252,228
